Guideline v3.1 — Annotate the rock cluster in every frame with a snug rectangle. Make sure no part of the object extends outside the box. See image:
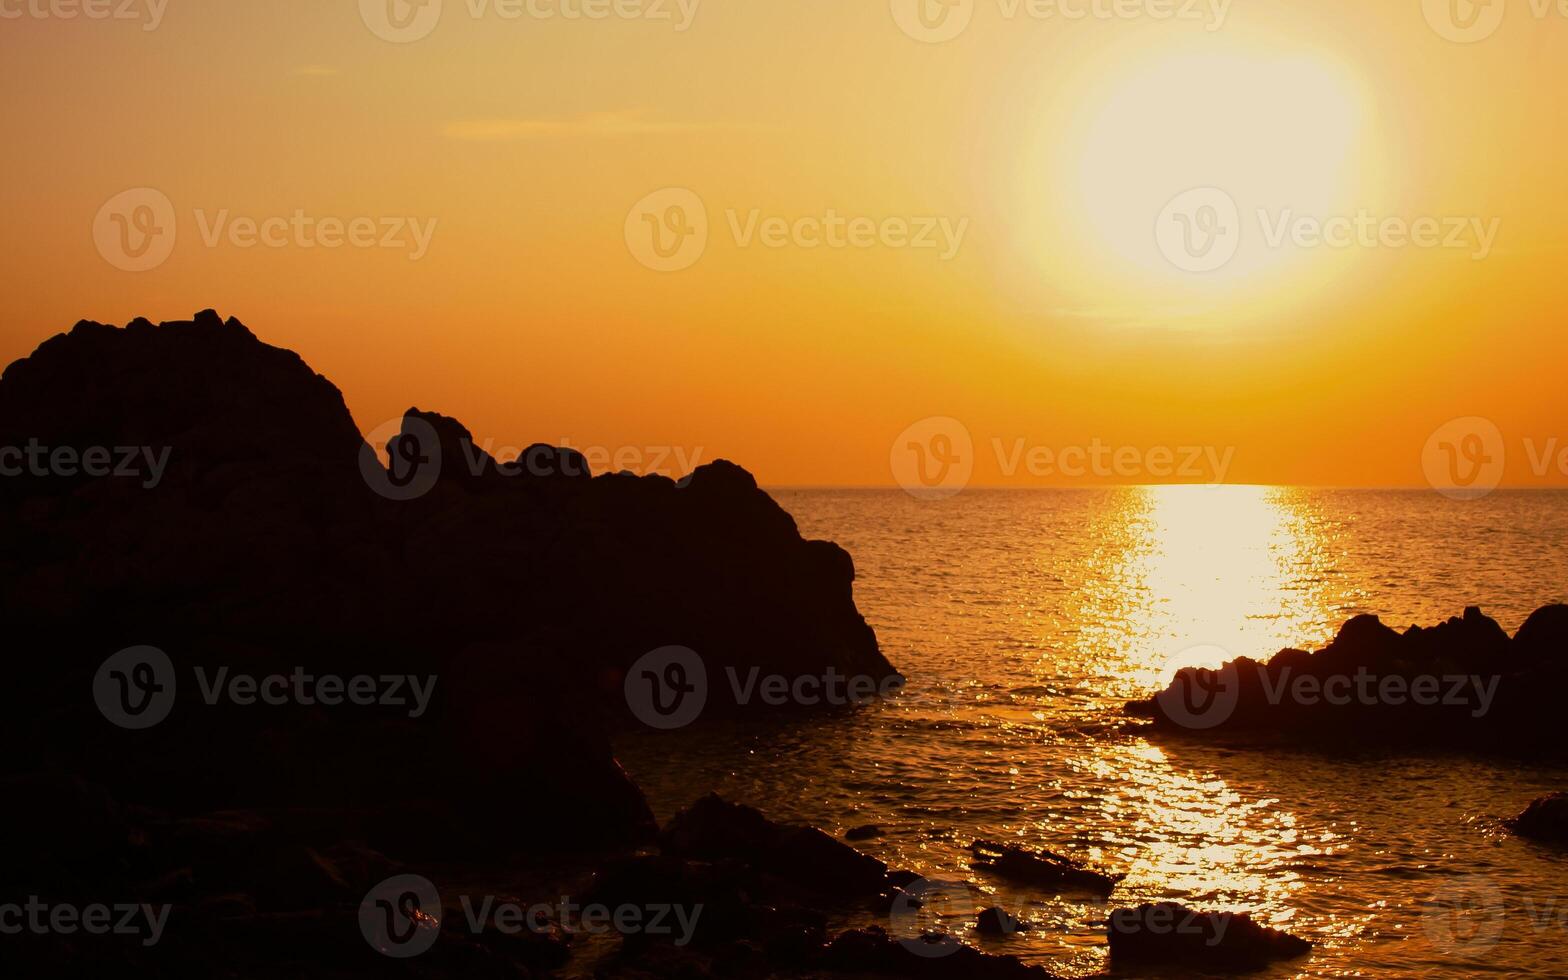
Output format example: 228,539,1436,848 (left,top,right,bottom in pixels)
1128,605,1568,753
